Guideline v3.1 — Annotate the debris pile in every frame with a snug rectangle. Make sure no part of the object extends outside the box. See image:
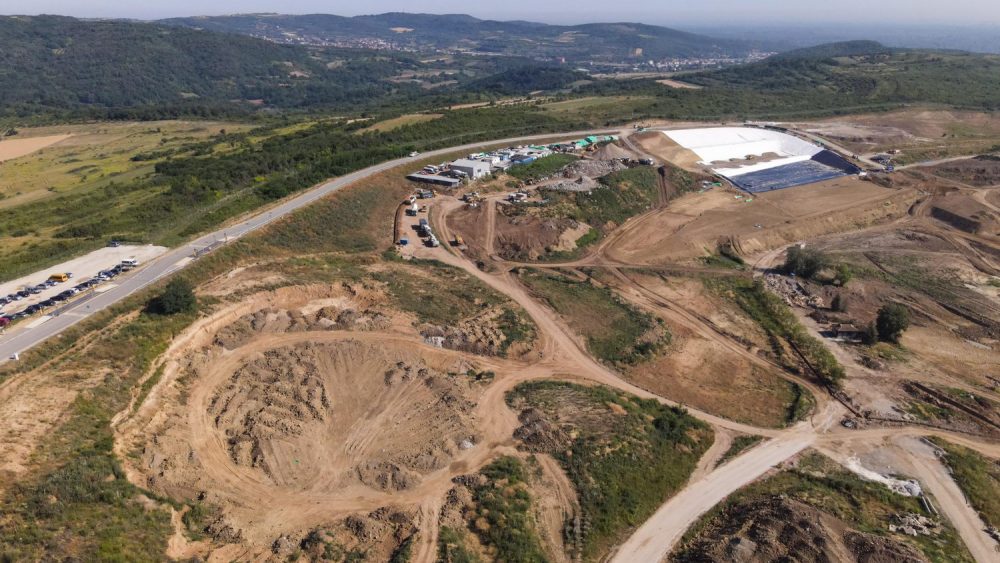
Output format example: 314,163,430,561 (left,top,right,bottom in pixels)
764,274,824,308
888,513,940,536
